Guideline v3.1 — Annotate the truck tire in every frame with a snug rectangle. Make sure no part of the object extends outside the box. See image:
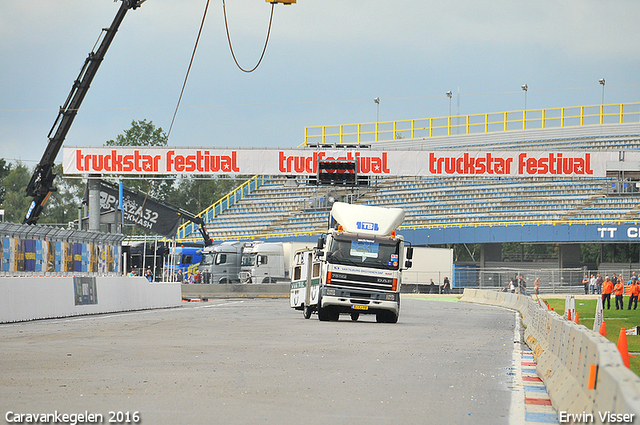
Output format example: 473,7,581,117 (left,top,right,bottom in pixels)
317,306,330,321
350,313,359,321
376,310,399,323
303,304,313,319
